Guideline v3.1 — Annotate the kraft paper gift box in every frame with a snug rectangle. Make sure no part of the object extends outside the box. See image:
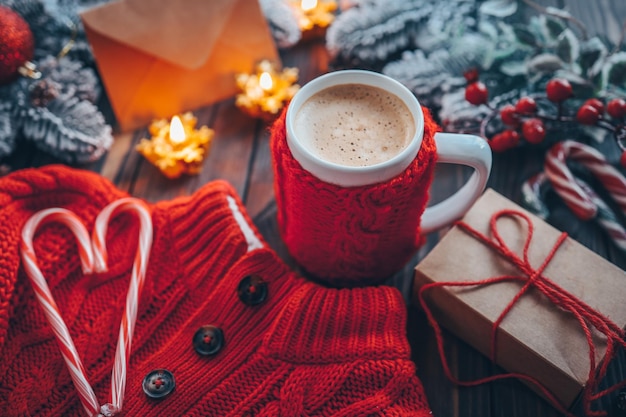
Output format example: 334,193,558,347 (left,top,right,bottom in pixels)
81,0,279,131
413,188,626,410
